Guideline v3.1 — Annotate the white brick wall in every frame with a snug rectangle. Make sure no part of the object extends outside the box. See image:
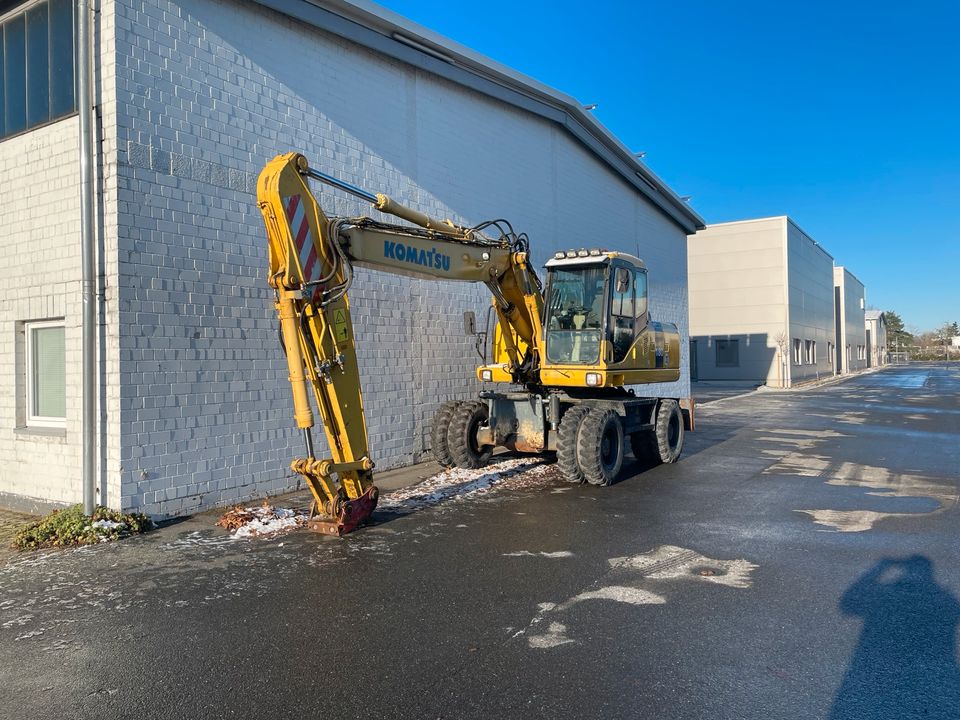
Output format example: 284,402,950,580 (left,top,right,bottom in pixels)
0,1,121,512
104,0,689,516
0,119,82,506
